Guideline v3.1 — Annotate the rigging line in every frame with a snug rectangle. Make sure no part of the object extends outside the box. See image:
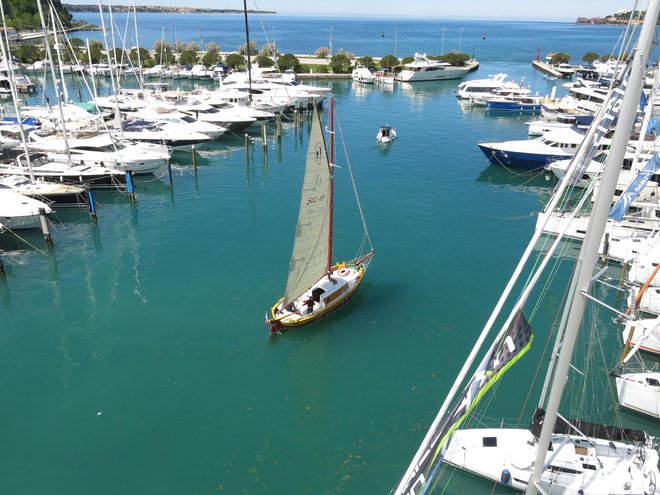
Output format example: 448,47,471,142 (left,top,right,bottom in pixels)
331,102,374,252
2,227,51,257
250,0,278,61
